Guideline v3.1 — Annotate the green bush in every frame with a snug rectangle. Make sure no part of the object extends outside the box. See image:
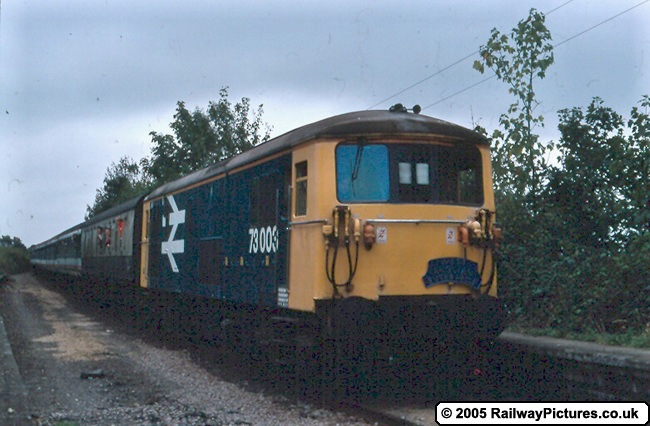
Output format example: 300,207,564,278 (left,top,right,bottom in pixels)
496,96,650,345
0,246,30,275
